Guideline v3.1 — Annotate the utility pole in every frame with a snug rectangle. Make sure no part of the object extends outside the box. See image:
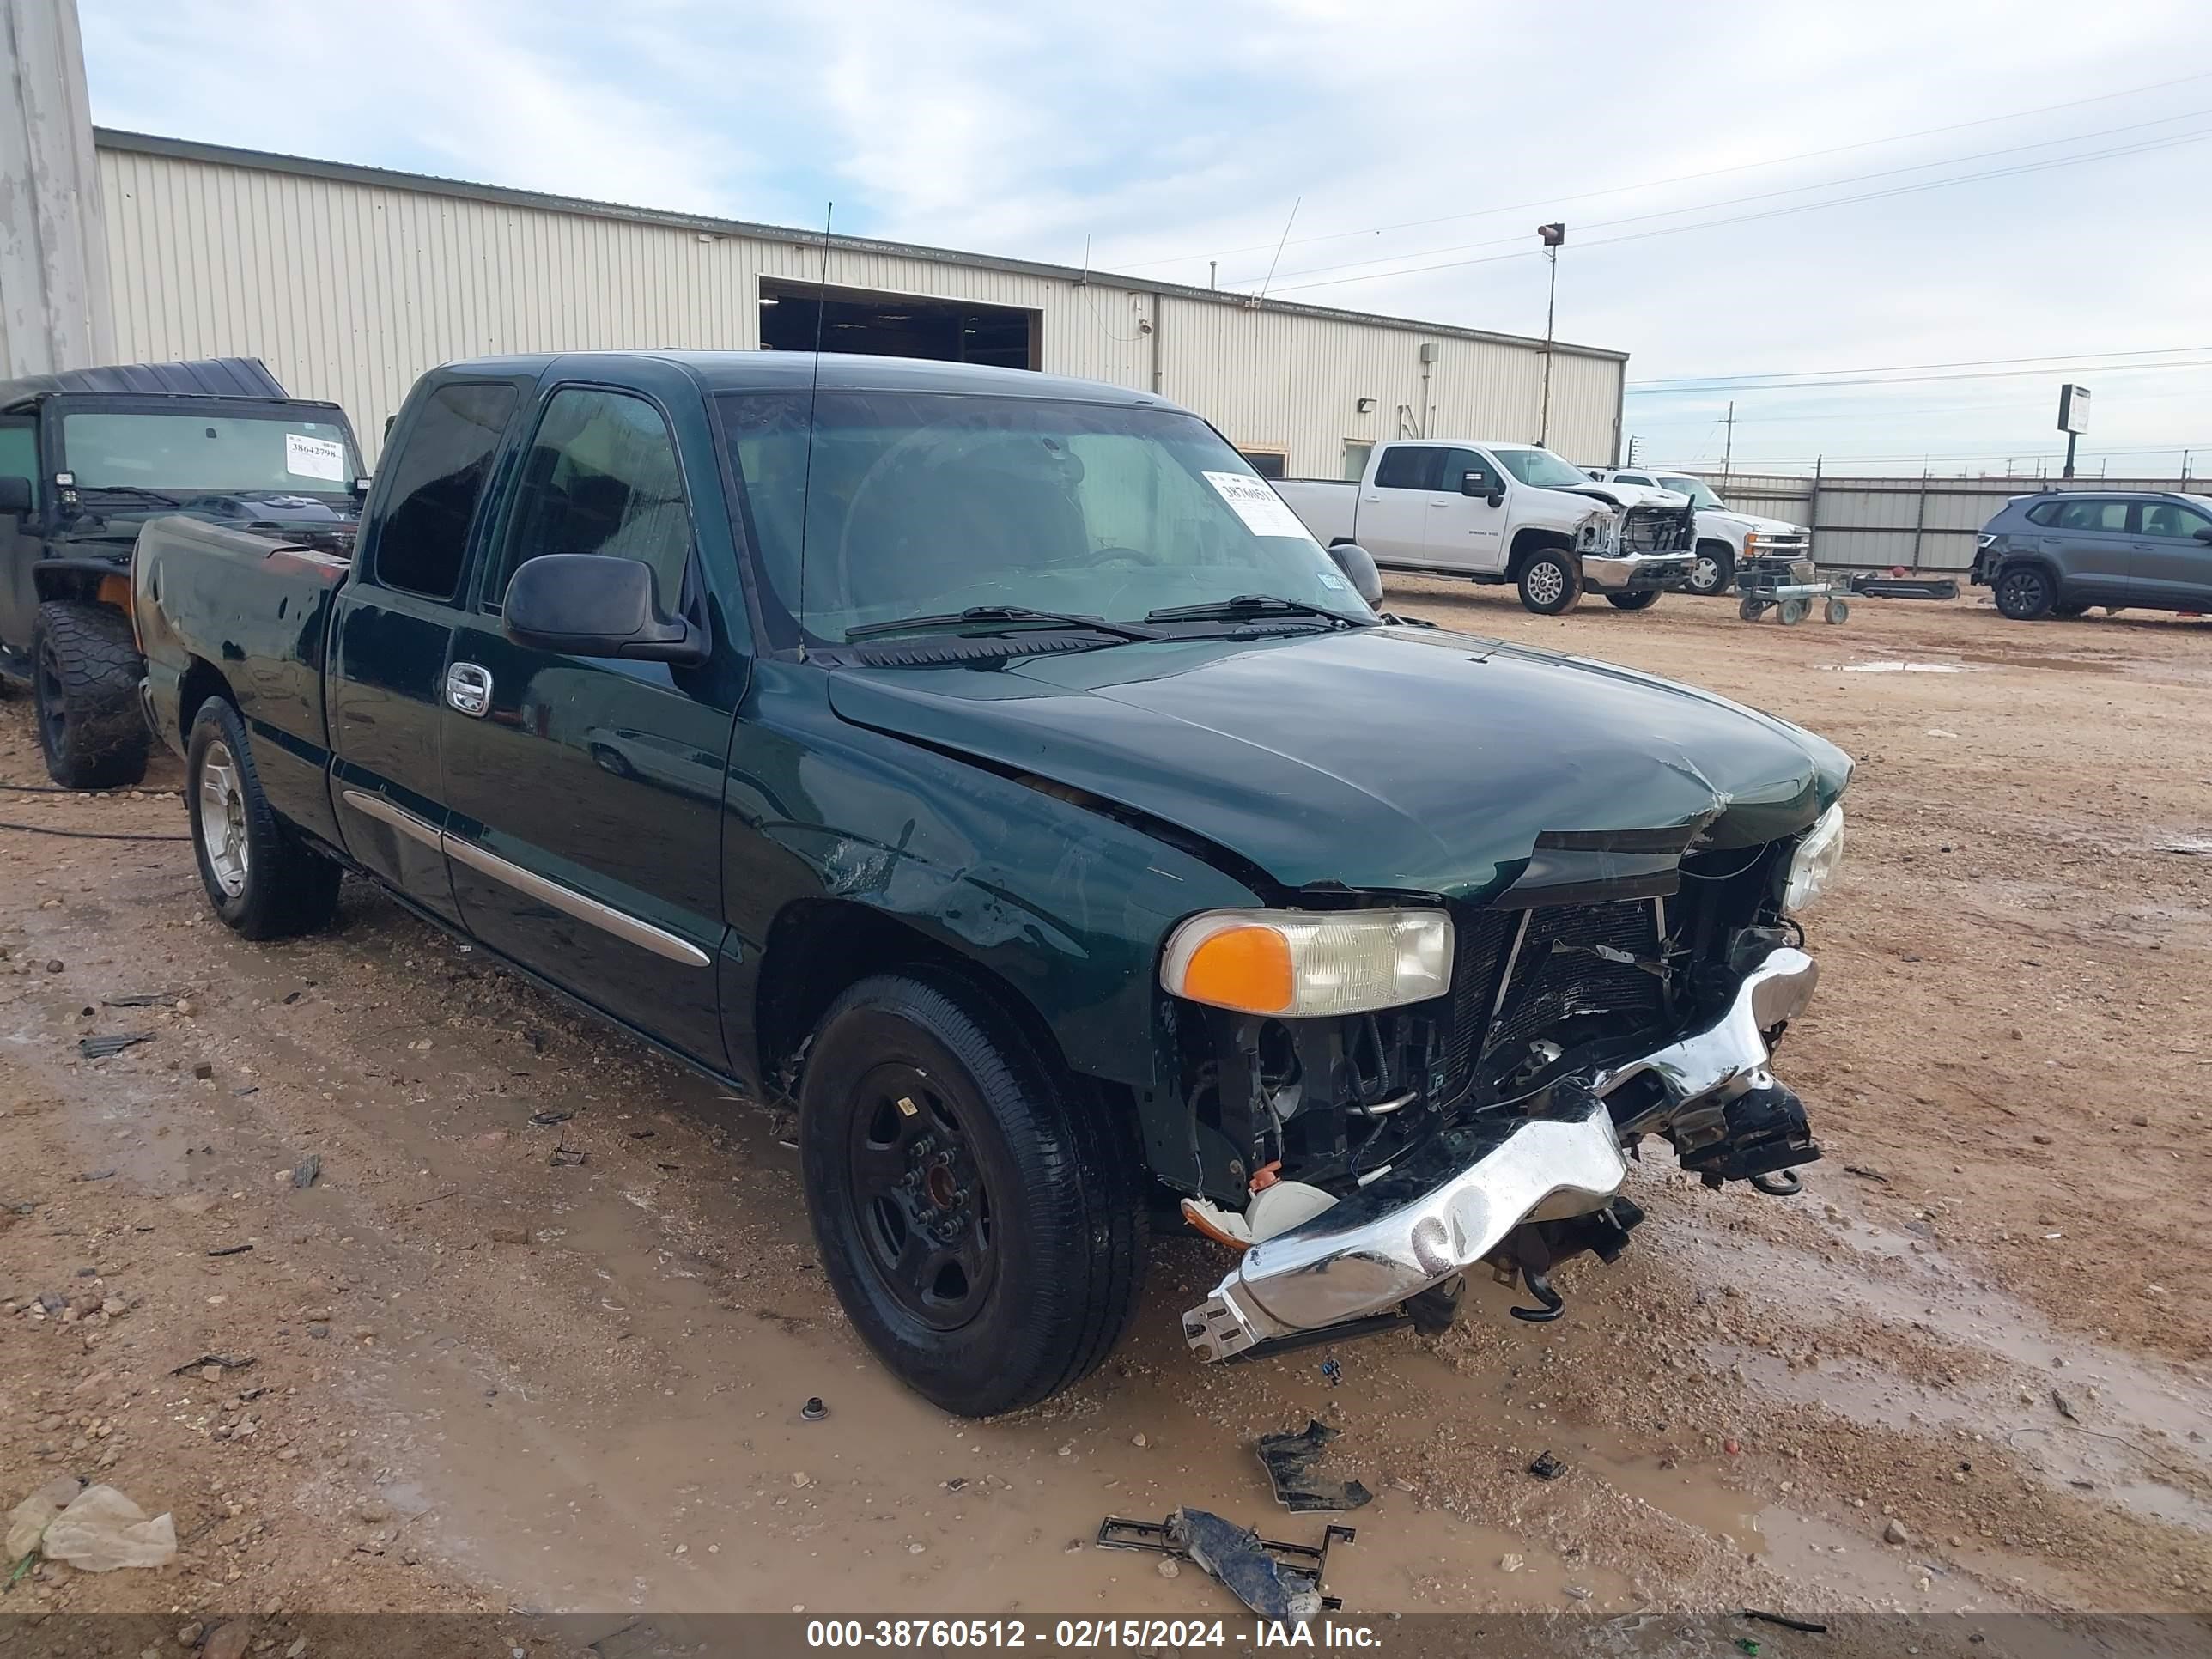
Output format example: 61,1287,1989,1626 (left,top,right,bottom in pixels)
1537,222,1565,444
1721,400,1735,488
